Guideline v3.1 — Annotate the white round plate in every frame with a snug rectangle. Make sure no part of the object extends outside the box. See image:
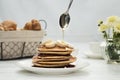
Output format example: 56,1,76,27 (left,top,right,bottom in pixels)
17,59,89,75
84,51,103,59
